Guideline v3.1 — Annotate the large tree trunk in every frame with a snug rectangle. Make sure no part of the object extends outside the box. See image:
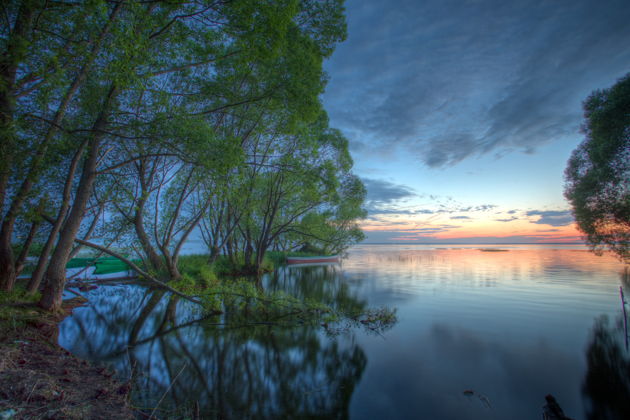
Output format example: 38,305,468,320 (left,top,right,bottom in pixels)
161,248,181,281
208,245,221,264
0,2,37,291
133,160,164,272
135,210,165,272
0,230,16,292
27,140,87,293
39,85,117,311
